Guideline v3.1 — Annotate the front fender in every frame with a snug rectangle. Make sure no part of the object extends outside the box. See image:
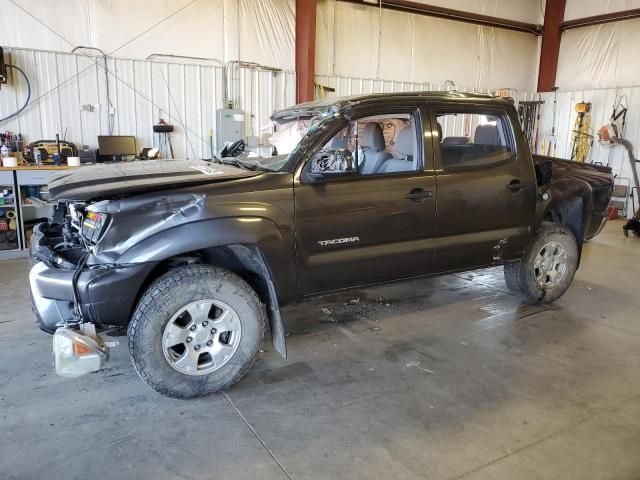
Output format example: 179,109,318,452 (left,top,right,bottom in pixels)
97,216,297,305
